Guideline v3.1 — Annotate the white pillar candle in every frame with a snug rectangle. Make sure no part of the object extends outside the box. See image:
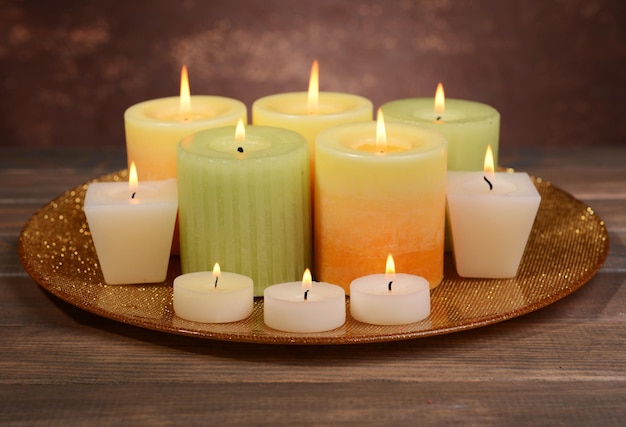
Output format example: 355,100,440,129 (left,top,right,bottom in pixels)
263,269,346,333
83,164,178,285
446,147,541,278
173,264,253,323
349,254,430,325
